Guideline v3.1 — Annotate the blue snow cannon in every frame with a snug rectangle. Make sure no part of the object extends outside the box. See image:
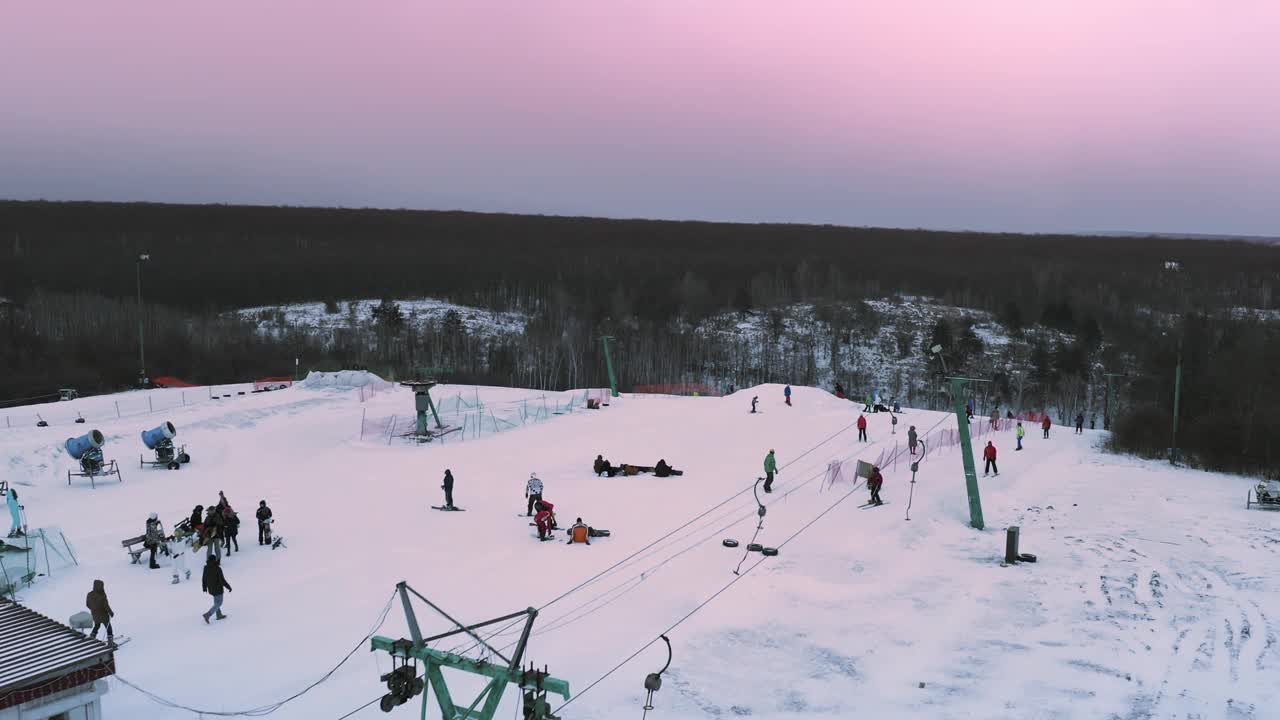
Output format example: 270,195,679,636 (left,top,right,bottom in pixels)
141,422,176,450
140,421,189,470
65,430,104,460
